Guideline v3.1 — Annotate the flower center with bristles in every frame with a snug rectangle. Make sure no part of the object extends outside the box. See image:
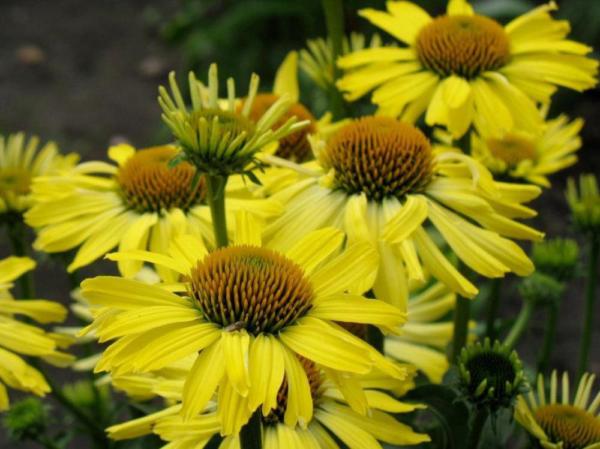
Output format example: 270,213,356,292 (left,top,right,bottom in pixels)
416,15,510,78
263,357,323,424
325,116,433,201
244,94,317,163
0,168,31,195
189,246,314,334
465,351,516,399
117,146,205,213
535,404,600,449
487,134,537,166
